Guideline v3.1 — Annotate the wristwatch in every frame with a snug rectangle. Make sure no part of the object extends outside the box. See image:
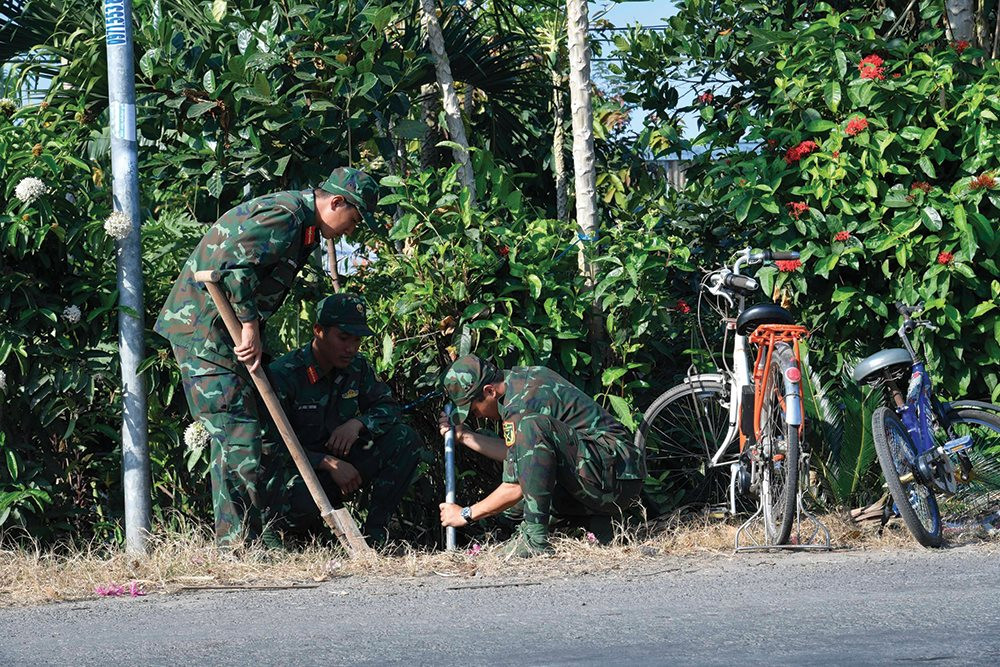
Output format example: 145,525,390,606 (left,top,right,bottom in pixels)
460,506,475,524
